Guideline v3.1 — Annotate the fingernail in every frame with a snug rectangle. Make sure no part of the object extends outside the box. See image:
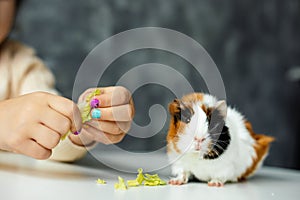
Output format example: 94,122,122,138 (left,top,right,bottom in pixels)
91,109,101,119
90,98,100,108
73,130,80,135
